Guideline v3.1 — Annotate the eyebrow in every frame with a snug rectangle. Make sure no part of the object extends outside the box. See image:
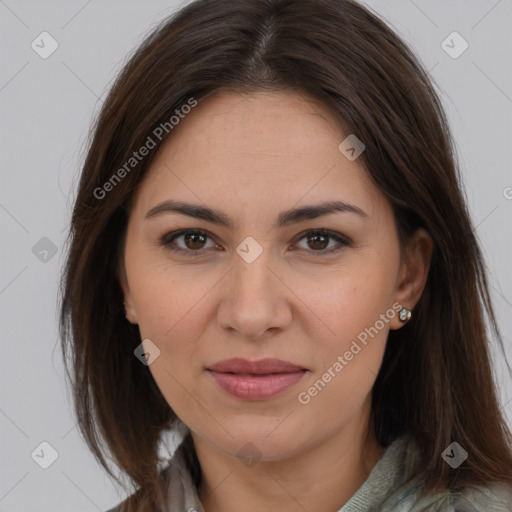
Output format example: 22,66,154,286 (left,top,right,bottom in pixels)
145,199,368,228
